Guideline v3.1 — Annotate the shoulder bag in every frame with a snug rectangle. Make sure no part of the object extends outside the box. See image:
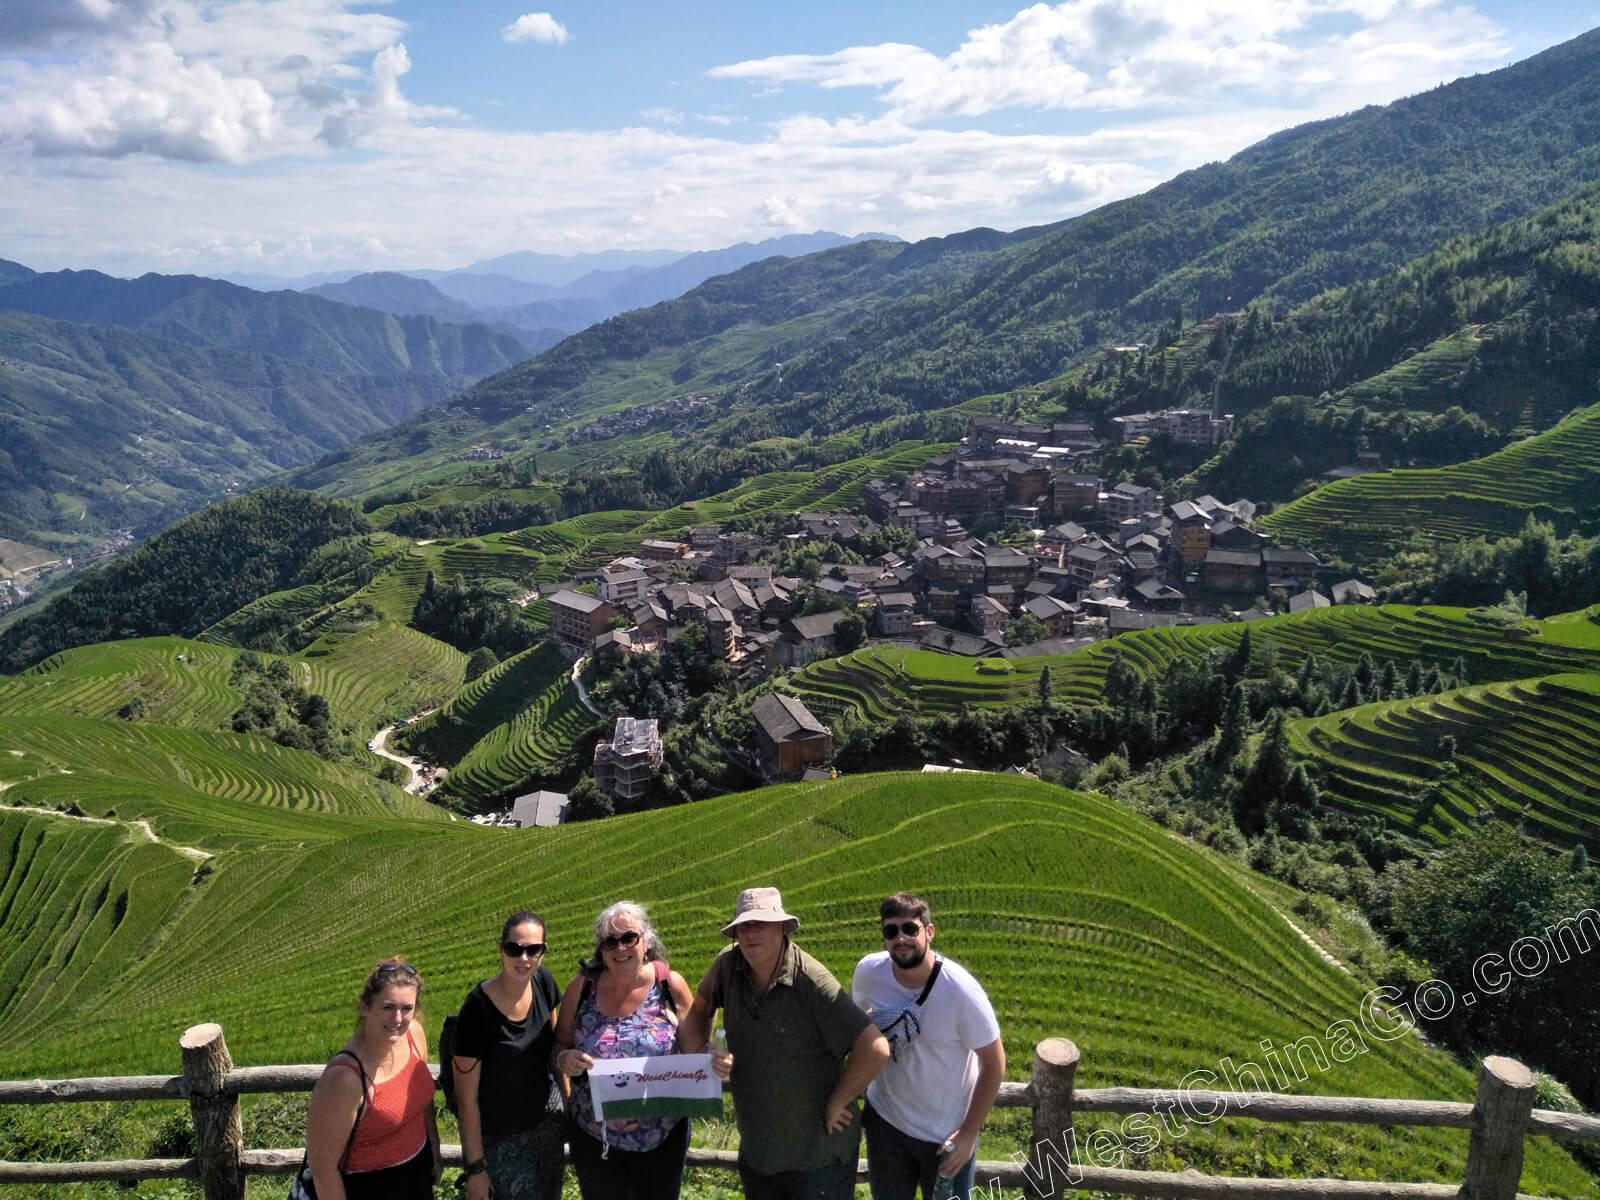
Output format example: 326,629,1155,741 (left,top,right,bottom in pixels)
288,1049,370,1200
